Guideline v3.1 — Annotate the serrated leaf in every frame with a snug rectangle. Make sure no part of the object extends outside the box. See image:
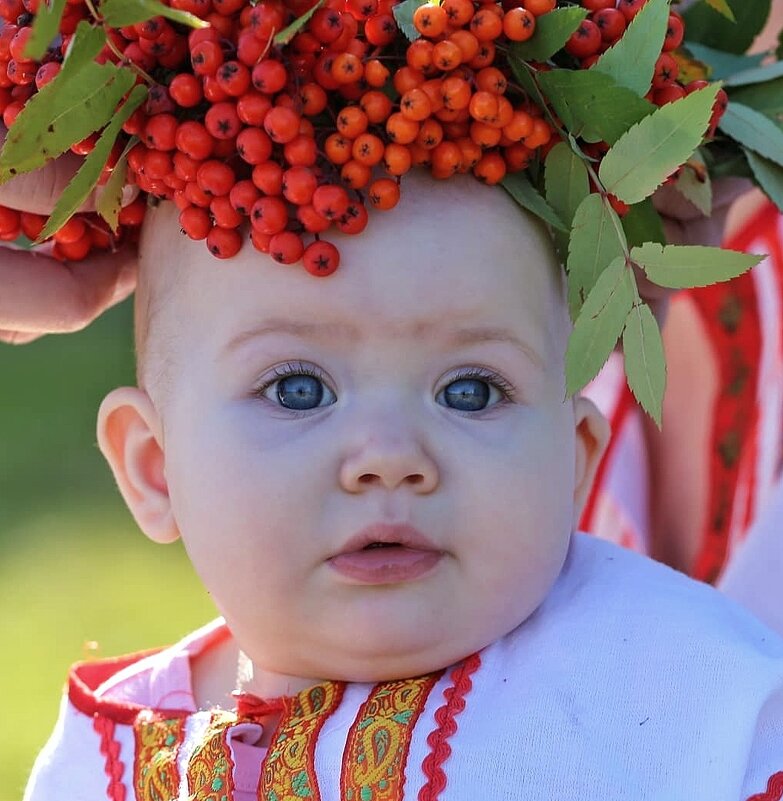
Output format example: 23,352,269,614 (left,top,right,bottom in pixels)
39,85,147,242
25,0,68,61
632,241,762,288
60,22,109,79
675,151,712,216
729,78,783,124
599,84,721,204
274,0,324,45
591,0,670,96
392,0,429,42
96,138,136,232
545,142,588,261
565,256,635,395
0,62,135,182
621,198,666,249
506,53,539,99
501,173,567,233
566,194,626,318
537,69,655,145
623,303,666,426
704,0,735,21
718,102,783,167
683,0,771,54
101,0,208,28
508,6,586,62
744,147,783,213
